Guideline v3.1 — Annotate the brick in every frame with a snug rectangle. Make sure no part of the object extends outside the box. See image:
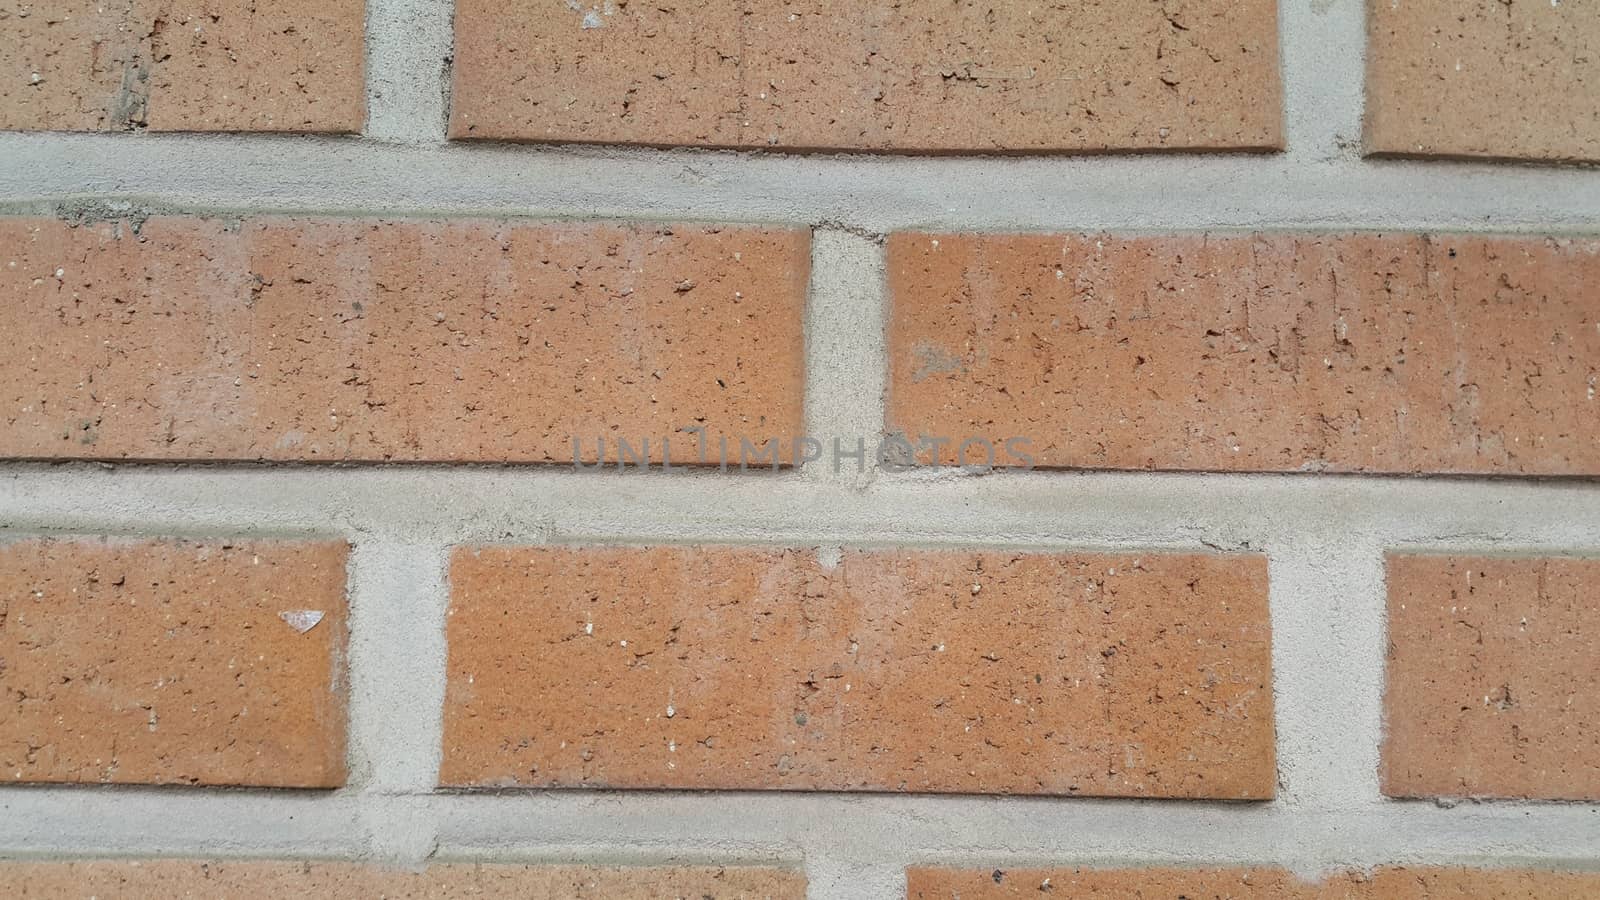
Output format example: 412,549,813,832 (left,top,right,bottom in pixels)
441,546,1274,798
0,217,807,464
0,0,365,132
0,537,348,787
887,232,1600,476
1383,553,1600,800
0,861,806,898
1365,0,1600,163
907,866,1600,898
449,0,1282,153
